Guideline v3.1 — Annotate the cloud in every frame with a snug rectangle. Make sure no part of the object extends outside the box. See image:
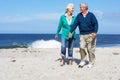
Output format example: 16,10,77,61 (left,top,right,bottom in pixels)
103,13,120,21
92,10,120,26
100,12,120,25
0,13,61,23
32,13,61,20
93,10,120,21
0,15,32,23
92,10,104,19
